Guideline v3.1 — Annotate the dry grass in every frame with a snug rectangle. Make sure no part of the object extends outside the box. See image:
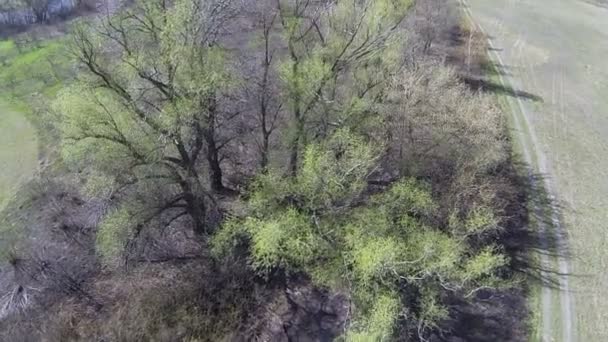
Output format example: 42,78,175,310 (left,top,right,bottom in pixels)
0,259,259,342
